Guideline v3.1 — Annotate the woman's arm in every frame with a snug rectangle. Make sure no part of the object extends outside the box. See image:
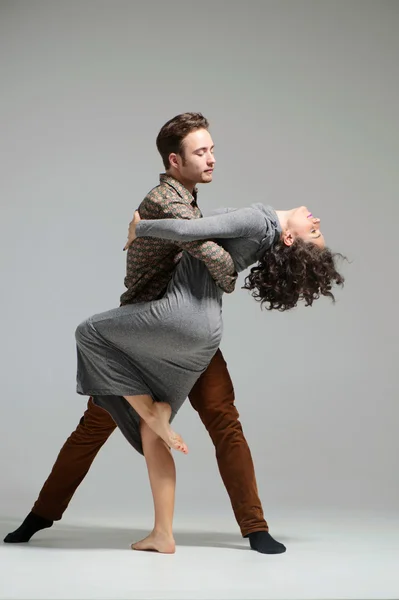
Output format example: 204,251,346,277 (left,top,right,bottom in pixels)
135,207,261,242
